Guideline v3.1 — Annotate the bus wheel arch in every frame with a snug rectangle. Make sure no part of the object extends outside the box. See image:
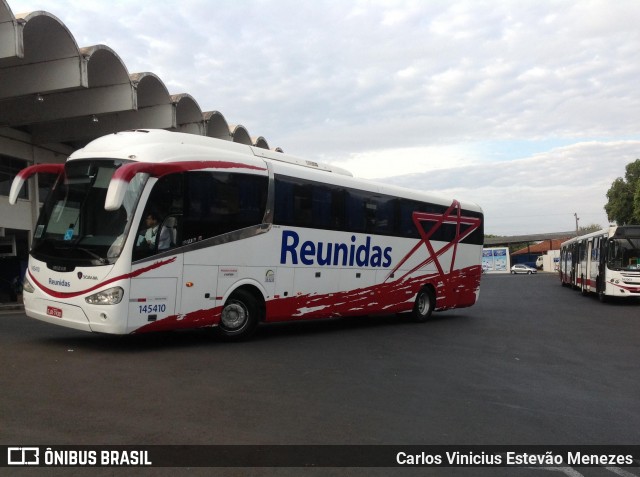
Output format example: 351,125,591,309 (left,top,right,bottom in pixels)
411,285,436,322
217,285,265,340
